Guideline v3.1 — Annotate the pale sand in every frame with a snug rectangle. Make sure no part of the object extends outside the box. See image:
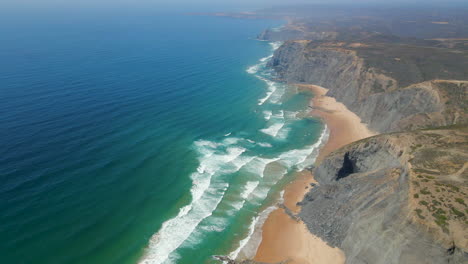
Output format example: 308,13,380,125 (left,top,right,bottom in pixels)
253,84,376,264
